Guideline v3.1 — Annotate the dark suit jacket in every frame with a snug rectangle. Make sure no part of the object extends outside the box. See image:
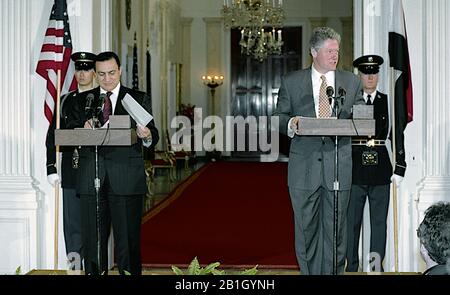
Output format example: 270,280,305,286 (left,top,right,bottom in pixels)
423,264,450,275
352,91,393,185
68,85,159,195
274,68,364,191
46,90,81,188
